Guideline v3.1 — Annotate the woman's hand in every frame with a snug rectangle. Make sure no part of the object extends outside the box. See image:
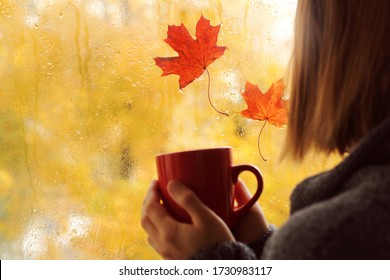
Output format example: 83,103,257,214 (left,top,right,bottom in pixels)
232,180,269,244
141,180,235,259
